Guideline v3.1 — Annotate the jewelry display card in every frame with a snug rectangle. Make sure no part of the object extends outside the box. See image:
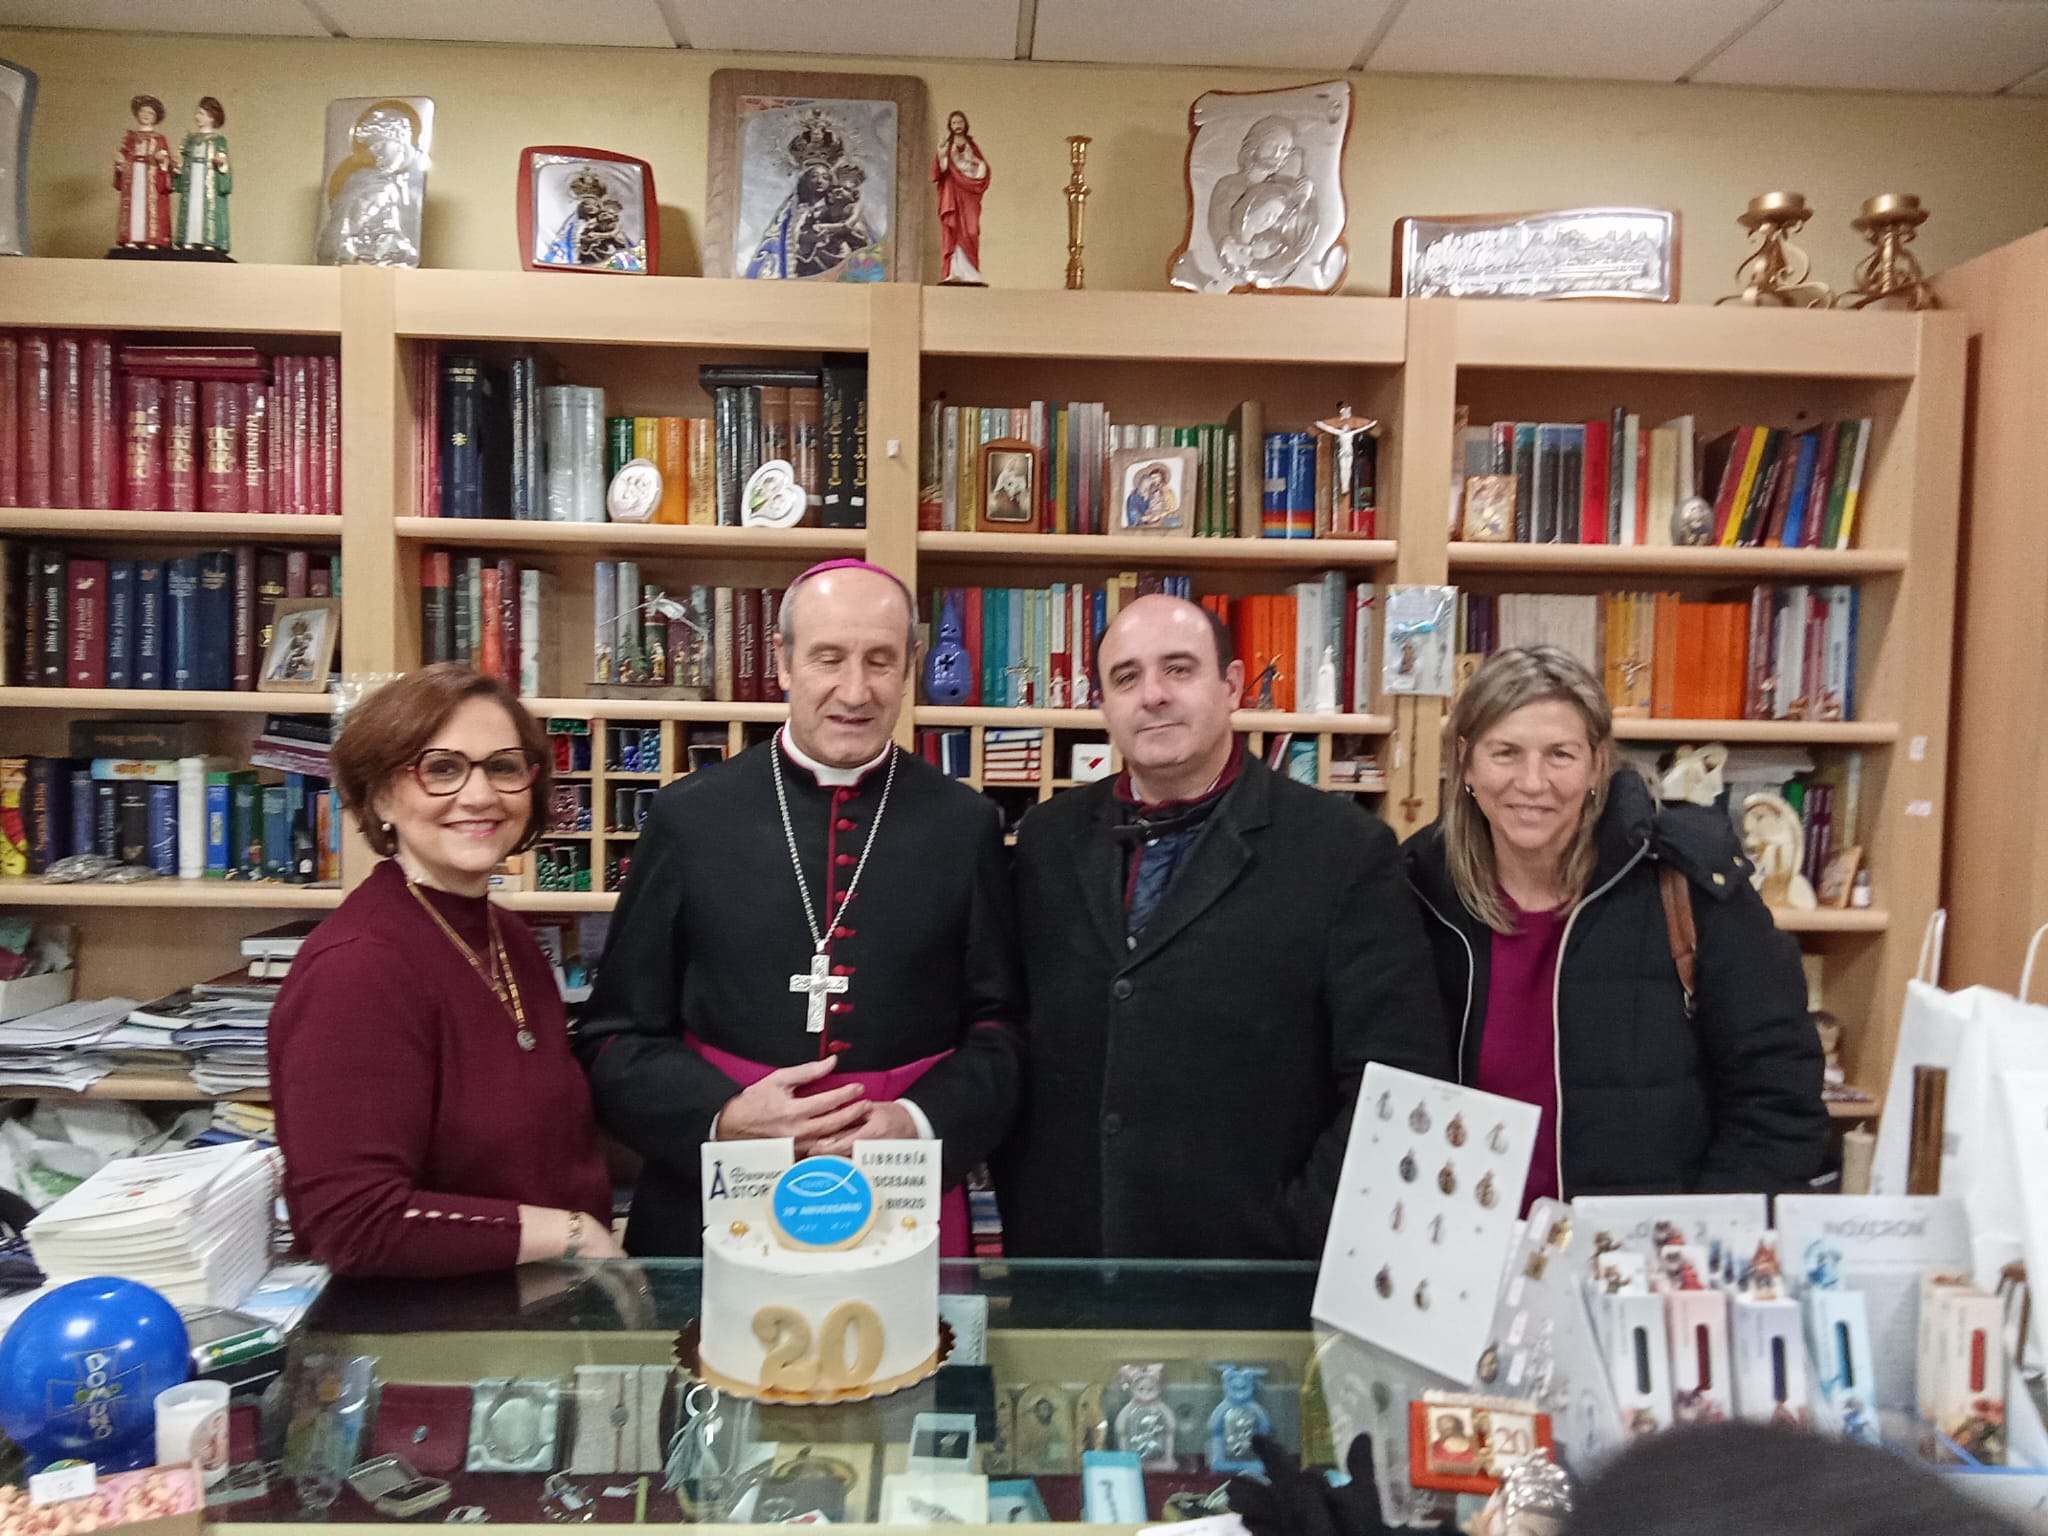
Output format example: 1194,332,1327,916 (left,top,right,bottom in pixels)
1571,1194,1769,1257
1314,1064,1539,1381
568,1364,669,1475
1381,585,1457,697
467,1378,561,1473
